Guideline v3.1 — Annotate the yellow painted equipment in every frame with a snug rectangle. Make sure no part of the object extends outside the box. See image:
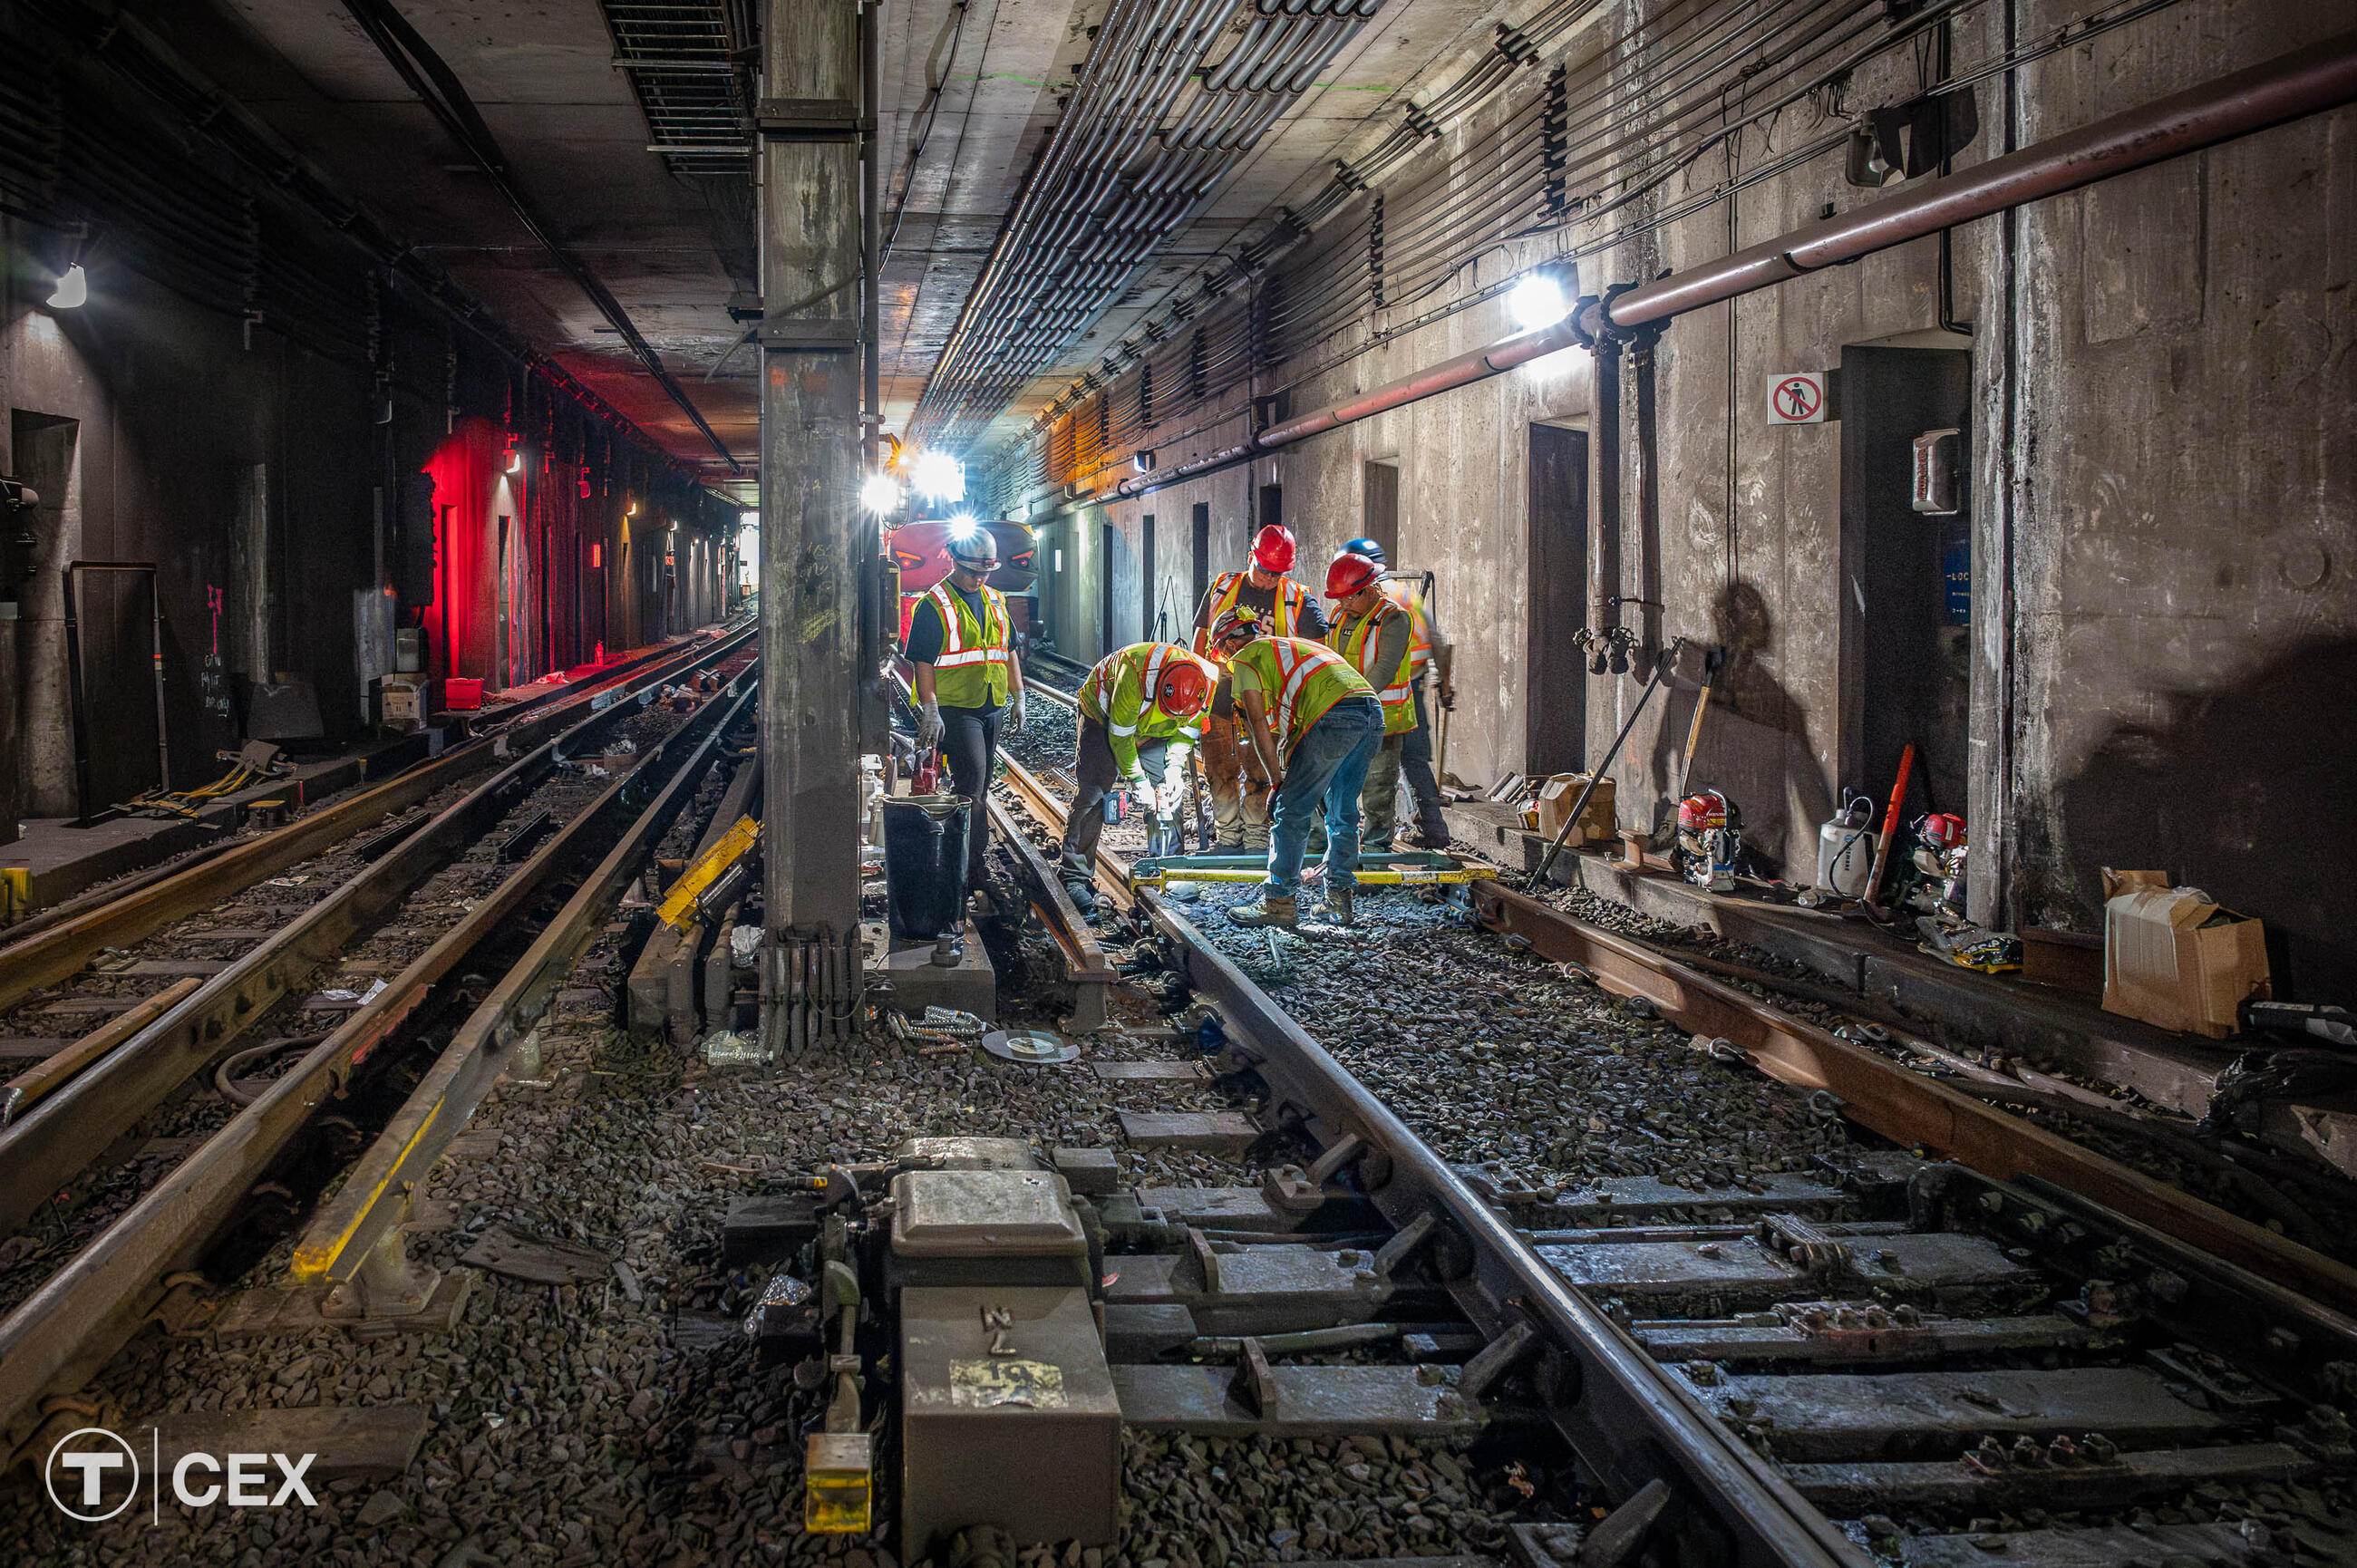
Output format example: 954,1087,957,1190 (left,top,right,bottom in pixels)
657,813,757,929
